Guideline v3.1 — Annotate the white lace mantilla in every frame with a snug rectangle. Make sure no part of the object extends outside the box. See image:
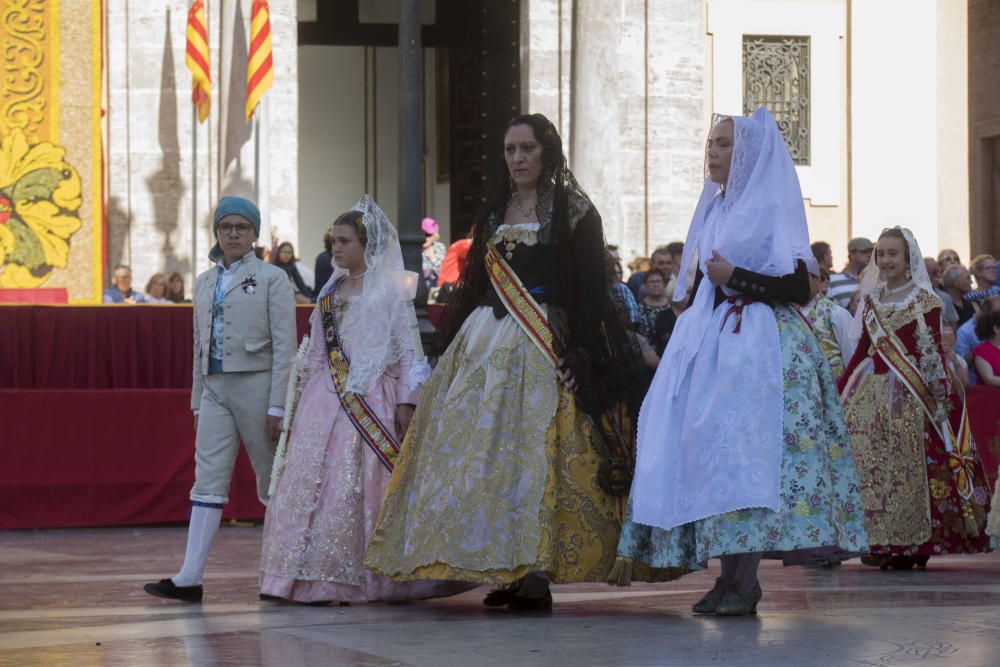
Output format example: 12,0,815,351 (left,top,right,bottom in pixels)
633,108,808,531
